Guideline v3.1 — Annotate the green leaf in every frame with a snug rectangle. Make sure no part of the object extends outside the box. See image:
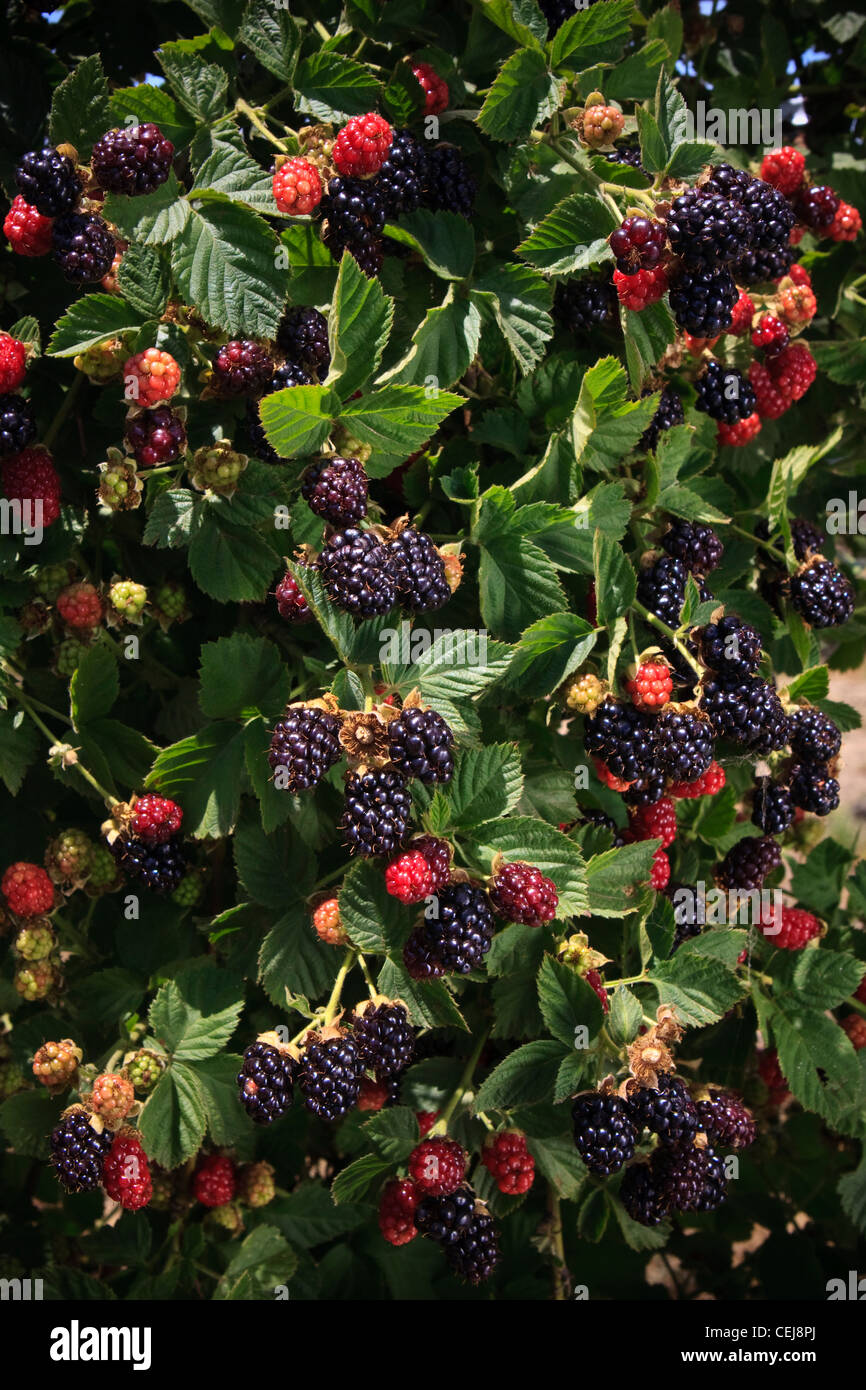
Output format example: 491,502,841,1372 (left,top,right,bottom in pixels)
382,290,482,390
517,193,617,274
537,955,603,1048
0,1090,55,1160
478,47,561,142
188,510,280,603
103,171,191,246
505,612,596,698
171,198,283,338
785,665,830,703
477,490,566,640
382,209,475,281
549,0,634,69
215,1225,298,1301
768,998,862,1128
293,51,383,121
138,1064,207,1169
327,251,394,398
331,1153,391,1206
383,627,513,704
259,384,341,459
649,950,746,1025
376,959,468,1030
339,859,407,954
838,1156,866,1239
0,709,39,795
49,54,111,159
481,0,548,50
592,527,636,627
586,840,658,917
110,84,197,150
363,1107,420,1163
338,385,462,477
526,1132,587,1199
69,643,118,725
146,722,246,838
259,907,337,1008
239,0,301,83
116,244,171,318
149,971,243,1060
198,633,288,721
47,293,144,357
475,1040,565,1110
810,338,866,387
438,743,524,829
158,45,228,120
607,986,643,1046
473,263,553,374
234,816,316,910
473,816,588,915
189,126,276,214
78,719,156,794
775,948,865,1012
382,61,426,126
621,299,676,391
